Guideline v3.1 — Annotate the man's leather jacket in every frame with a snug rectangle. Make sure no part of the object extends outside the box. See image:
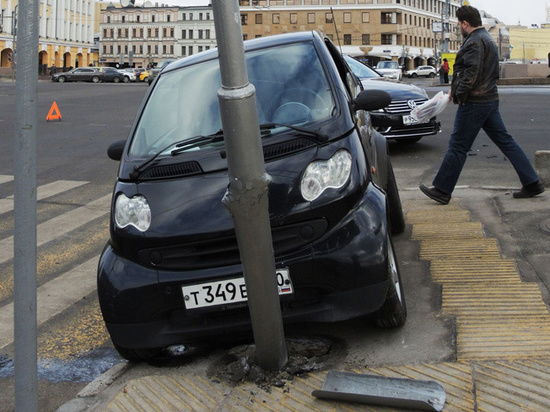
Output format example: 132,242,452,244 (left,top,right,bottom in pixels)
451,27,499,104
